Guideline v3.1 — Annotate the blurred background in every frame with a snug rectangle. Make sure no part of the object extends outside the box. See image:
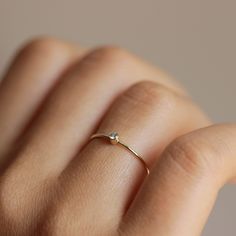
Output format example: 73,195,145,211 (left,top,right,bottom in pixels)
1,0,236,235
